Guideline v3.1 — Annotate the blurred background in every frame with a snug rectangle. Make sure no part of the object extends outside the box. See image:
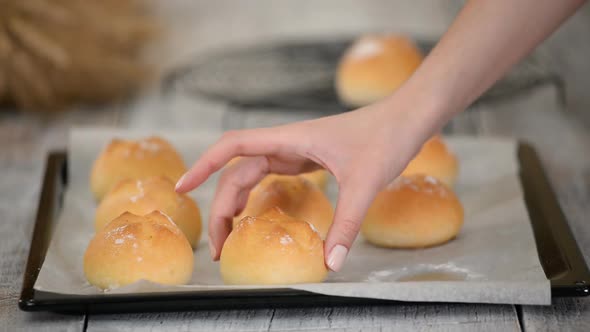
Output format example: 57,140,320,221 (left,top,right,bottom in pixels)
1,0,589,170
